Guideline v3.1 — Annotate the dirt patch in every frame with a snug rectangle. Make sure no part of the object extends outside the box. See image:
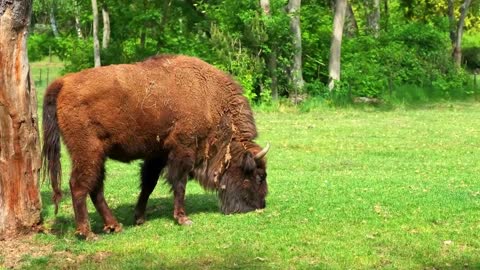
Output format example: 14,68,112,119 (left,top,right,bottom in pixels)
0,234,52,269
0,234,112,269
